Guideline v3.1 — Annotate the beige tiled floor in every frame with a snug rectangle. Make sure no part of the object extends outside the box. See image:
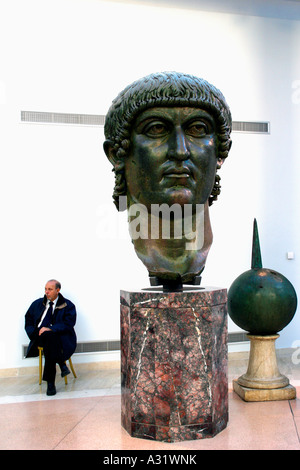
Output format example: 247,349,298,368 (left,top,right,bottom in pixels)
0,349,300,450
